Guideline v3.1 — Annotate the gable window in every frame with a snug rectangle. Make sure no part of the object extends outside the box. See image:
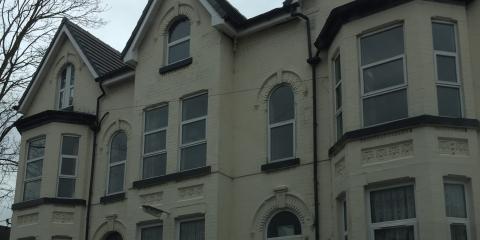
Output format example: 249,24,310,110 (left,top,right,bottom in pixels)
143,105,168,179
168,17,190,65
180,93,207,171
24,137,45,201
444,182,471,240
58,64,75,110
178,218,205,240
360,25,407,126
57,135,79,198
268,85,295,162
267,211,302,239
433,22,462,118
107,132,127,195
368,185,416,240
141,224,163,240
333,54,343,140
